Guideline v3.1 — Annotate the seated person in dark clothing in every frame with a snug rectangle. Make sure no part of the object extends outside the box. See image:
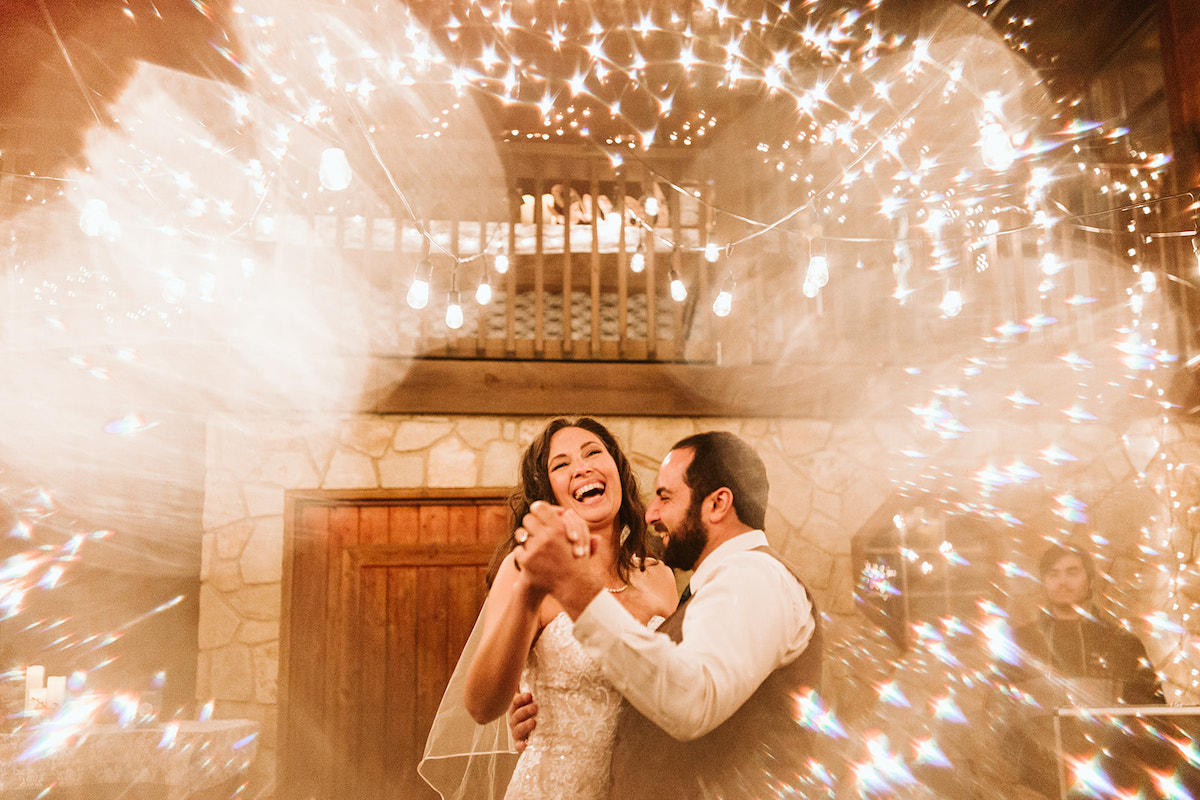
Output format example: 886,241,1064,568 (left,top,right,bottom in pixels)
1004,545,1164,797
